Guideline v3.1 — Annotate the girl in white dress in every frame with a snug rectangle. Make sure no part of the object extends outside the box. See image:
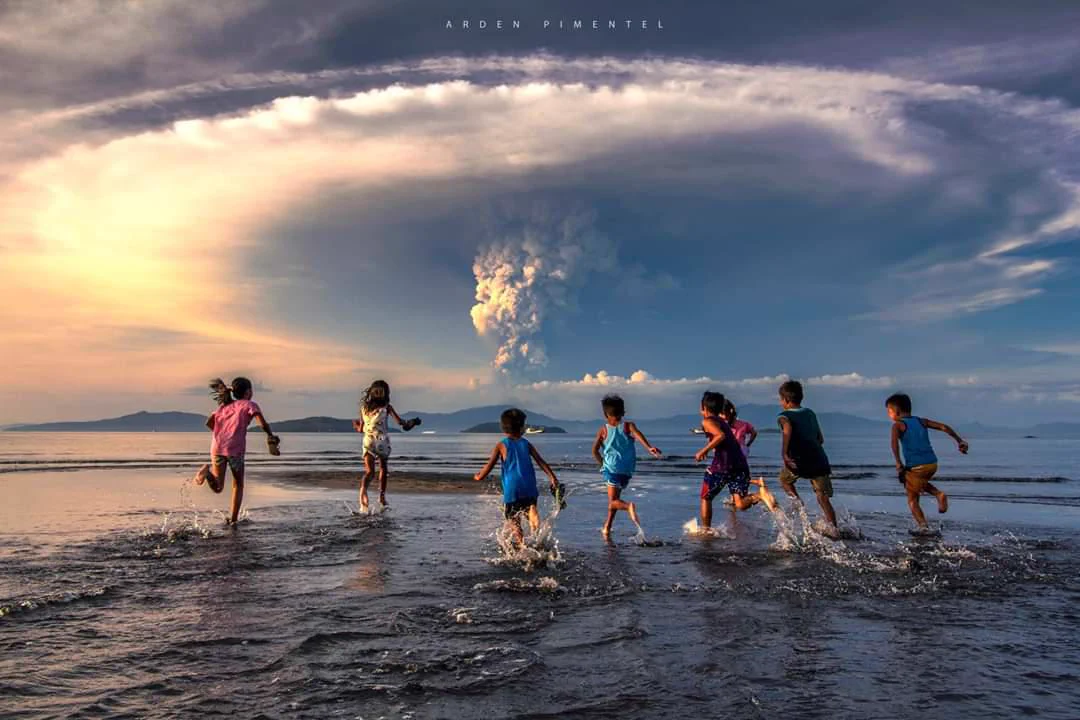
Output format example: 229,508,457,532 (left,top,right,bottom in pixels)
352,380,420,512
